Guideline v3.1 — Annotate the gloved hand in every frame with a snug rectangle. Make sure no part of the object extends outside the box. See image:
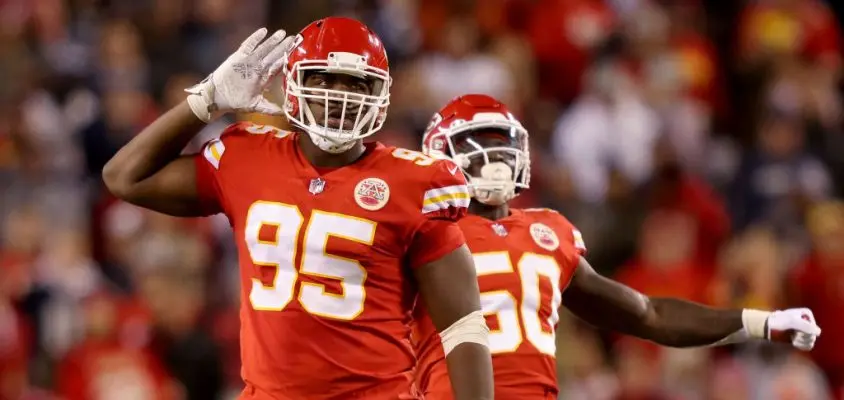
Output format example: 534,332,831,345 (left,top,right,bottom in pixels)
185,27,296,122
765,308,821,351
